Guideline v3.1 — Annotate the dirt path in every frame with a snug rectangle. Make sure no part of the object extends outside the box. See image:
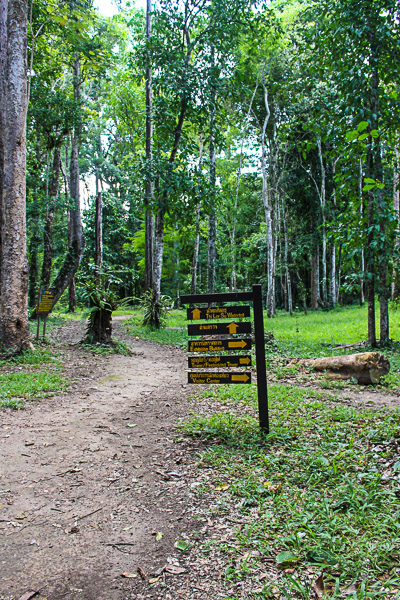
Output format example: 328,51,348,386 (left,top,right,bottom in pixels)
0,322,209,600
1,319,399,600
